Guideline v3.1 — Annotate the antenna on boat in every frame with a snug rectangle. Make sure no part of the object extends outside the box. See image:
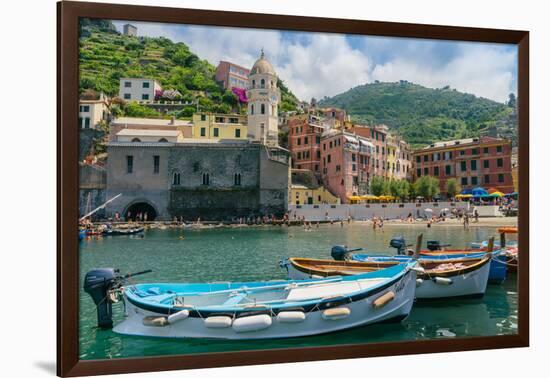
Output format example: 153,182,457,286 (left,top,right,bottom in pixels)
414,233,423,259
